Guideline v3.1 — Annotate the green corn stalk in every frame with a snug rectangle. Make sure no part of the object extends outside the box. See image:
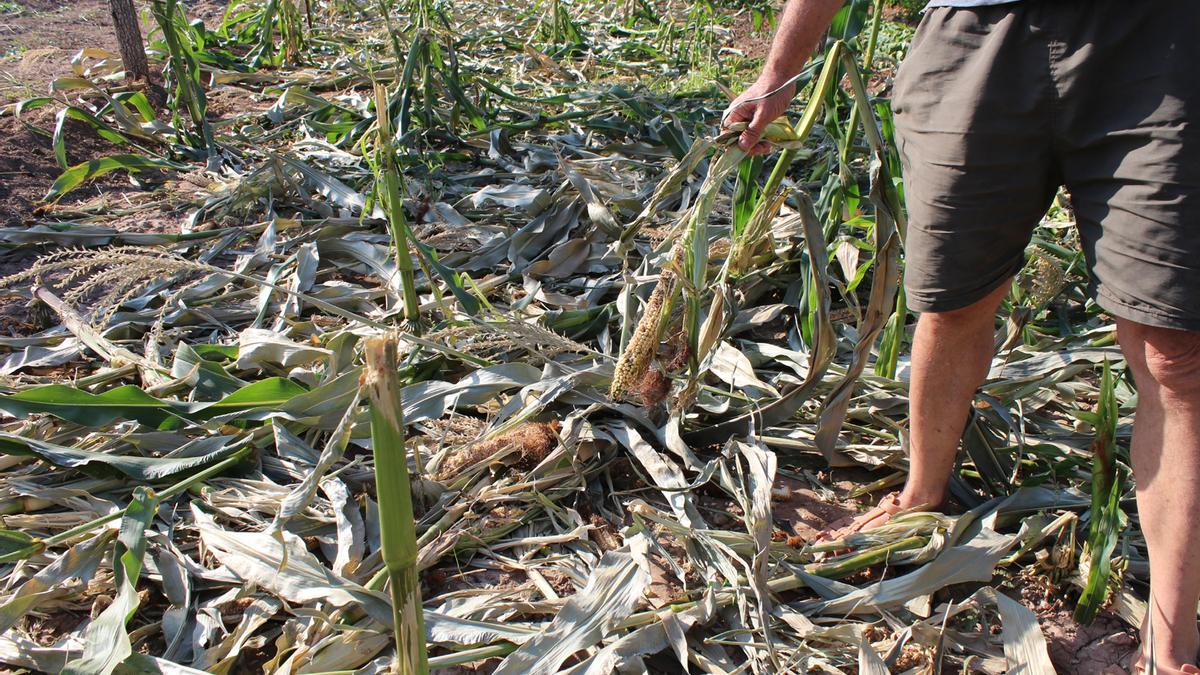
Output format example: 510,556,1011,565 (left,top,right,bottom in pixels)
278,0,305,64
810,46,905,460
247,0,306,66
677,0,717,70
151,0,216,162
836,0,885,171
364,336,429,675
759,40,845,199
372,84,423,331
867,0,912,379
875,283,907,379
377,0,484,134
681,147,745,377
539,0,587,57
407,0,436,28
1074,359,1126,623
